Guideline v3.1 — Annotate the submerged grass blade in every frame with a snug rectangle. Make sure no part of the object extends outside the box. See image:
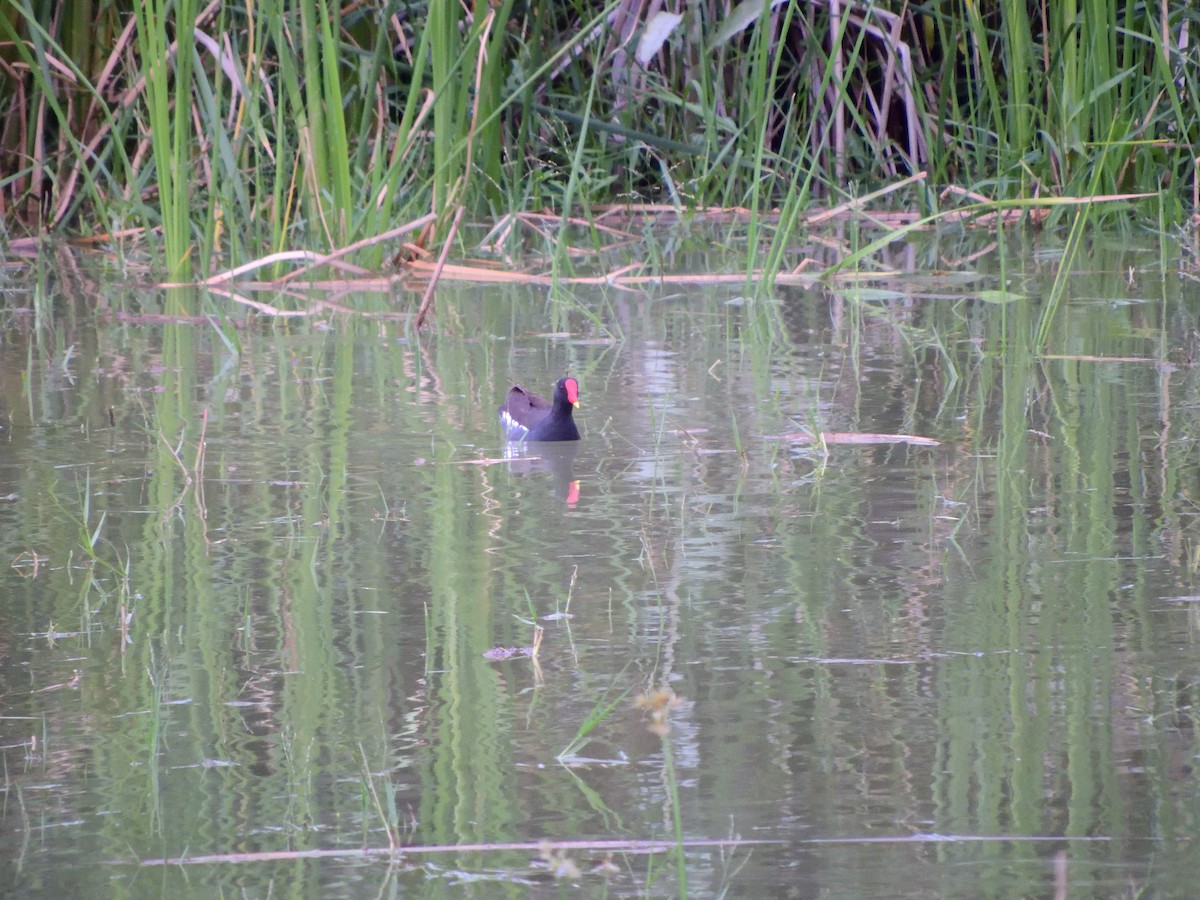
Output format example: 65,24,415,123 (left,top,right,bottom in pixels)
558,678,635,760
